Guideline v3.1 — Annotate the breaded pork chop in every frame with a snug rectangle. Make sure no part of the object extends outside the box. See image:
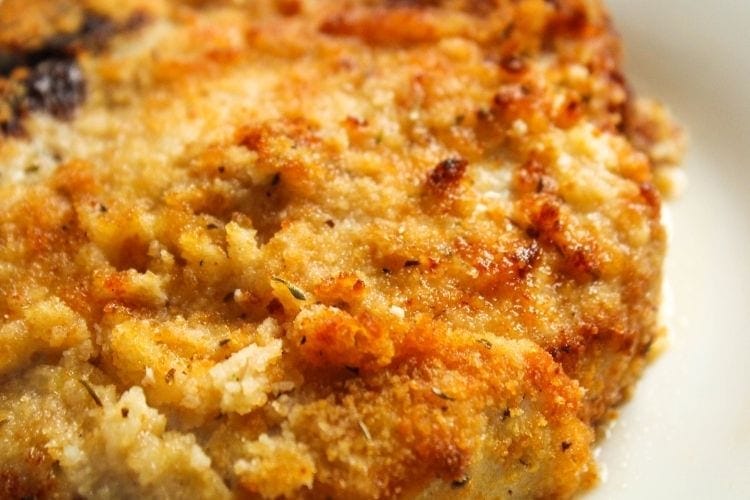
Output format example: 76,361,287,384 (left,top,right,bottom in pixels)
0,0,683,498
